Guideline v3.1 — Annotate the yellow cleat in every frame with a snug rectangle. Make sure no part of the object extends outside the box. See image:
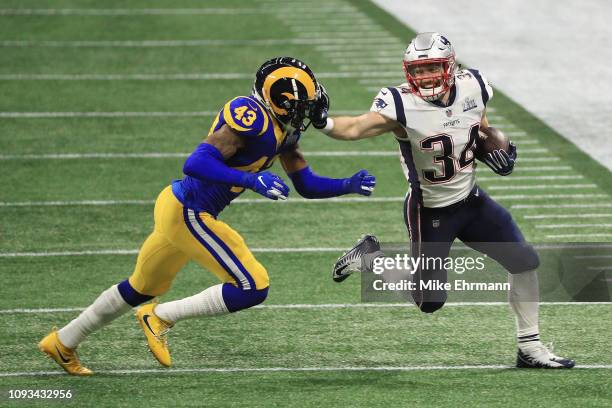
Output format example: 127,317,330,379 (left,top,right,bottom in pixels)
38,328,93,376
135,303,173,367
